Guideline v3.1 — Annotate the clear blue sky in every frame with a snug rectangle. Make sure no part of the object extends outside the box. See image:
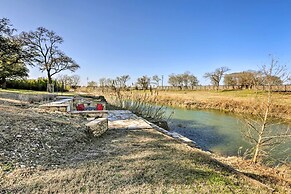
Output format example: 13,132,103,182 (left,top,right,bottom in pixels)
1,0,291,85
